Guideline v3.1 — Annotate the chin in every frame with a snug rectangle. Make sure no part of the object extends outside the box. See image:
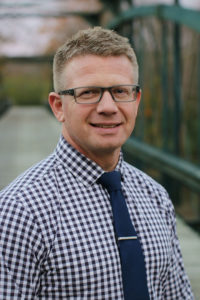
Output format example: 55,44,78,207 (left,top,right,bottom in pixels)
93,143,122,155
